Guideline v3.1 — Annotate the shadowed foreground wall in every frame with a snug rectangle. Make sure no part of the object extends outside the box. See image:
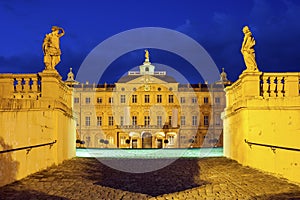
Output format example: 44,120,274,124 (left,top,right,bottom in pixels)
223,71,300,183
0,70,76,187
